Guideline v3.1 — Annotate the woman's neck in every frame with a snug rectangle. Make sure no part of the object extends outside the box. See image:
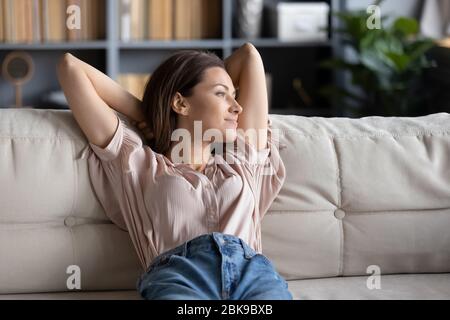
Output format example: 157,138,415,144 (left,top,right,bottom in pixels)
165,141,212,172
